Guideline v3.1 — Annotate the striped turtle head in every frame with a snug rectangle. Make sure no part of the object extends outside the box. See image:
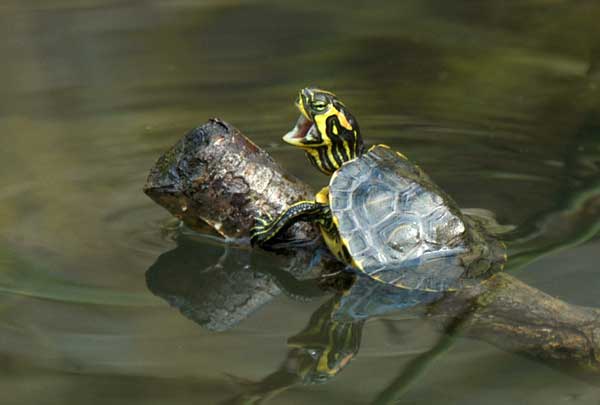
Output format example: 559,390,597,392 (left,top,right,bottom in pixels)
283,87,364,175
